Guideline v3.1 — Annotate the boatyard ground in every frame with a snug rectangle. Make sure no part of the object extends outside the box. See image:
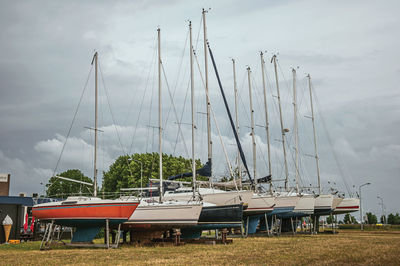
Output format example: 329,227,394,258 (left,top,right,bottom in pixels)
0,230,399,265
